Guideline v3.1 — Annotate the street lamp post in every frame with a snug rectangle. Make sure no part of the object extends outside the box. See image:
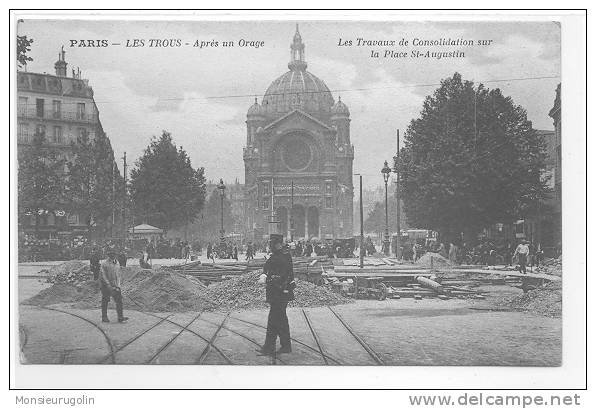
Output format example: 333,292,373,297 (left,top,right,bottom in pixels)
394,129,401,260
217,179,226,241
381,160,392,256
